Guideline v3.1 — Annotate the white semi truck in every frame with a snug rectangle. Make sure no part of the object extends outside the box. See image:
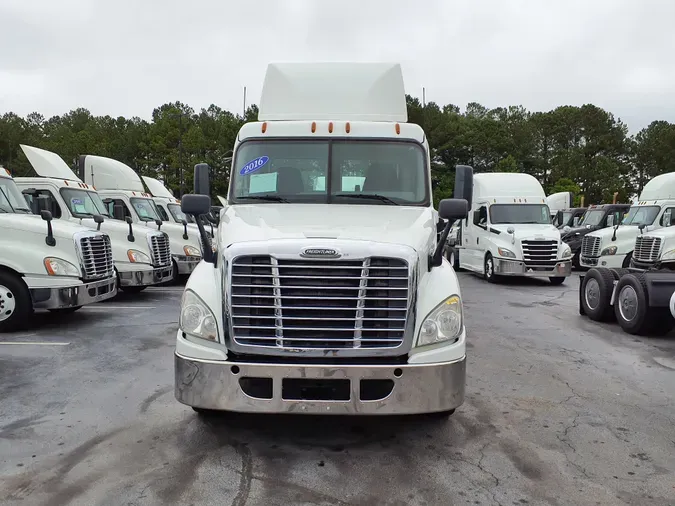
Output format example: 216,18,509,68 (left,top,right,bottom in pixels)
446,172,572,284
77,154,204,282
580,171,675,270
15,145,174,293
0,169,117,331
174,62,471,416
